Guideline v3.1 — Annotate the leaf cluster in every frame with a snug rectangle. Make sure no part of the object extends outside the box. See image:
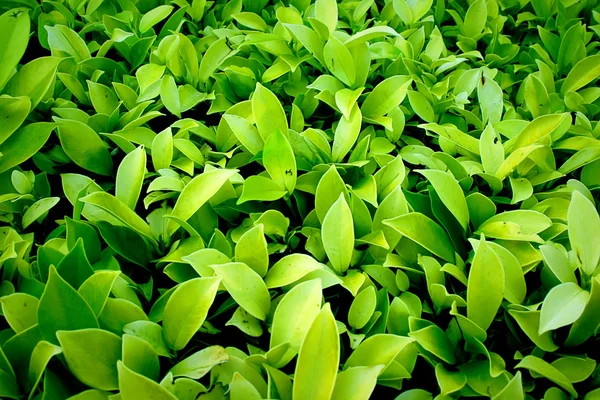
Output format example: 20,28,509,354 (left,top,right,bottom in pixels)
1,0,600,398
